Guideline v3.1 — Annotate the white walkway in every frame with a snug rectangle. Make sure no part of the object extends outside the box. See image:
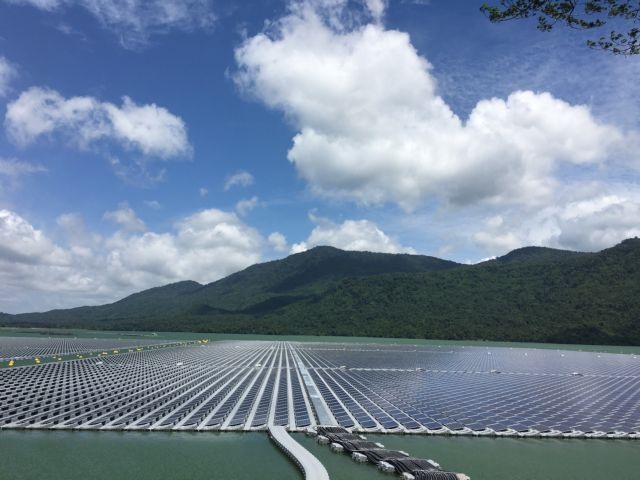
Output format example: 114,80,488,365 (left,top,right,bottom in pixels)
268,425,330,480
